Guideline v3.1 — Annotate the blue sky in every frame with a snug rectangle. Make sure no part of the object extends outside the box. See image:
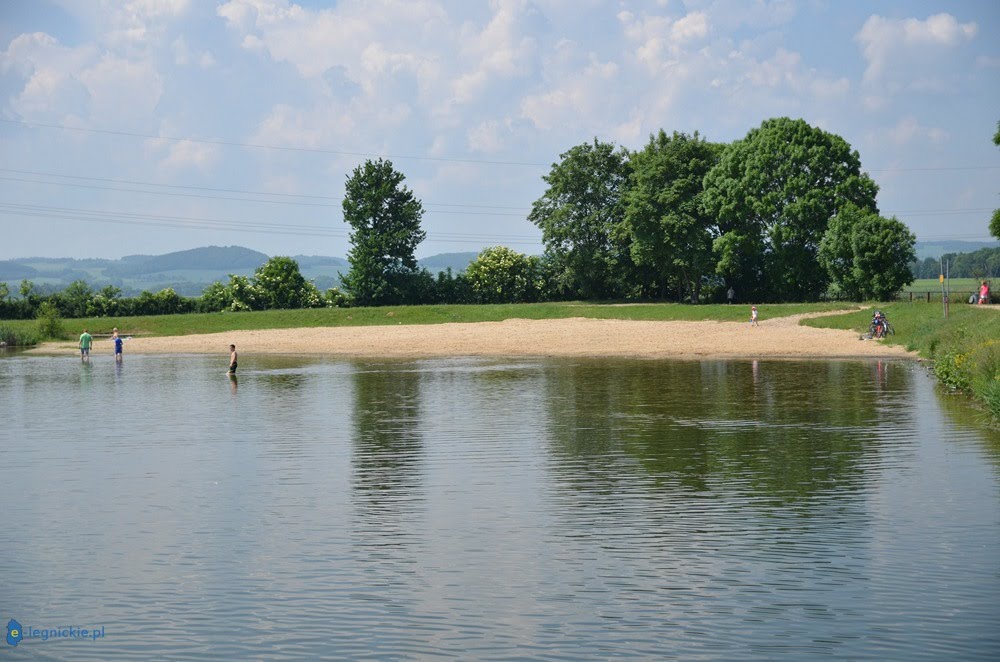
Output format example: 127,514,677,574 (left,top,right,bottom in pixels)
1,0,997,260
